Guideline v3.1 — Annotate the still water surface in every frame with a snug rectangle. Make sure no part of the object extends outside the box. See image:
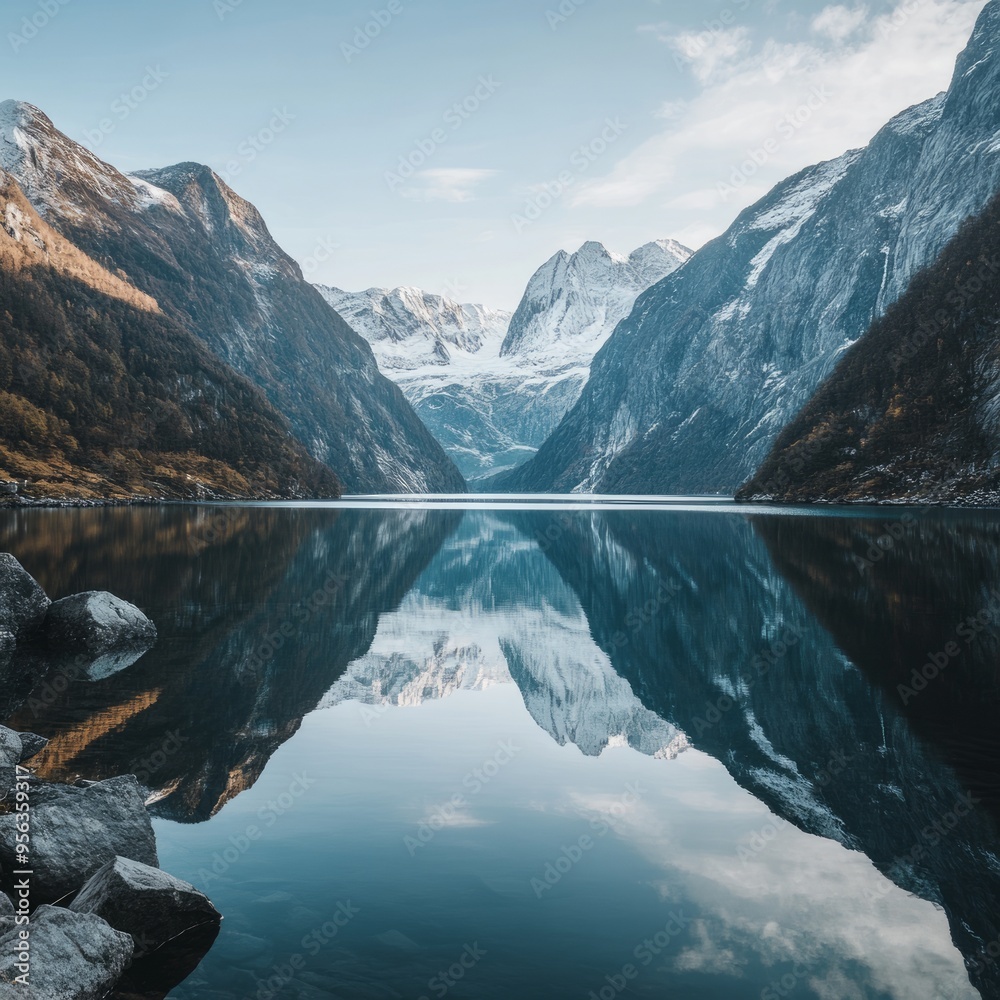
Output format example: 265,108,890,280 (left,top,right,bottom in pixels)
2,503,999,999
